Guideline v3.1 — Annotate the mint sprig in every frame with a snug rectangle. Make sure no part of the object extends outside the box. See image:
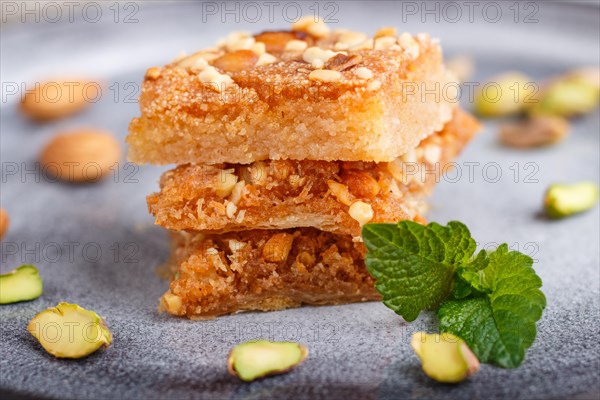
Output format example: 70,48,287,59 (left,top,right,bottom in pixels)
362,221,546,368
